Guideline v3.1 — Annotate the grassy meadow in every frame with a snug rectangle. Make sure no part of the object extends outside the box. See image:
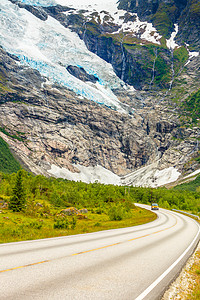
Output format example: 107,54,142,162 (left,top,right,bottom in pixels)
0,205,156,244
0,170,158,244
